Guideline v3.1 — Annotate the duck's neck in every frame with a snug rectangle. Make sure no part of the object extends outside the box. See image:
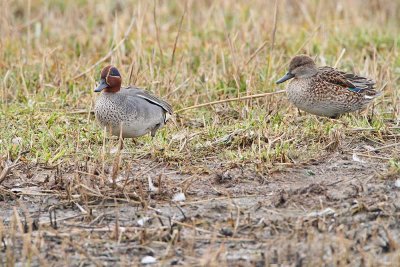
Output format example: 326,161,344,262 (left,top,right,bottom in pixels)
104,87,120,93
